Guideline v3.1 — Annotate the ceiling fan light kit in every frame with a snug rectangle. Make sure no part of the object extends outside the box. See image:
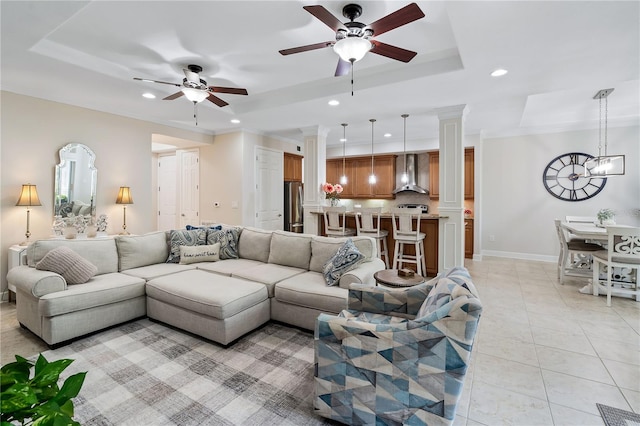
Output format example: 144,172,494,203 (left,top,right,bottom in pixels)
584,88,626,177
333,37,372,63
